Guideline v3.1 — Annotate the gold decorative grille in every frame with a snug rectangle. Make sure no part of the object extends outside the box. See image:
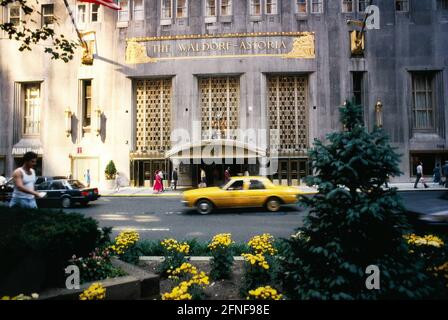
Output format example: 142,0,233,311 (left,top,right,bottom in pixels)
135,79,172,154
267,75,308,152
199,77,239,140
